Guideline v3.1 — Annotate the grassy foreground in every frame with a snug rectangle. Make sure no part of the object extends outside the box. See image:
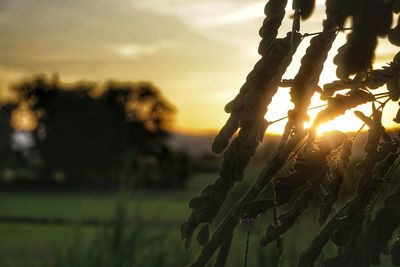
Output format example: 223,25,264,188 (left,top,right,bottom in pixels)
0,172,394,267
